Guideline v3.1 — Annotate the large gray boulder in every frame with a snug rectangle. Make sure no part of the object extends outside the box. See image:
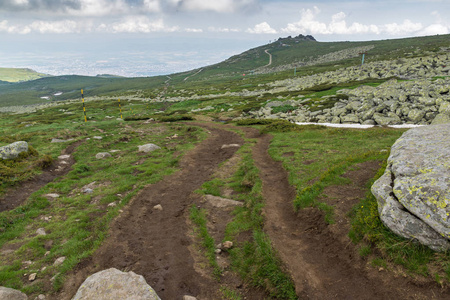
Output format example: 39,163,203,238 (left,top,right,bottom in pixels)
72,268,160,300
371,124,450,251
0,141,28,160
138,144,161,153
0,286,27,300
